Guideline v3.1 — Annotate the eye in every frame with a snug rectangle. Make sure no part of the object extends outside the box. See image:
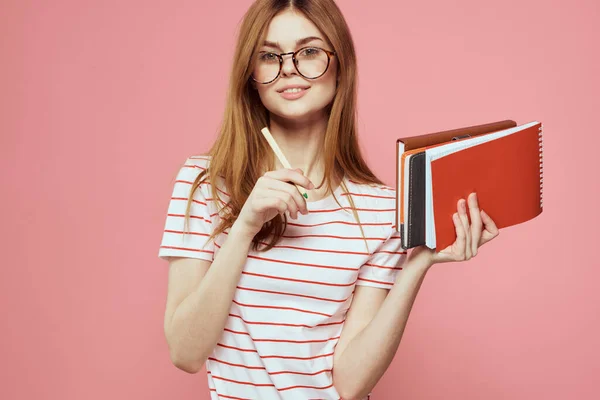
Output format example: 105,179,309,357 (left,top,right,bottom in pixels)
258,52,279,62
299,47,322,57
